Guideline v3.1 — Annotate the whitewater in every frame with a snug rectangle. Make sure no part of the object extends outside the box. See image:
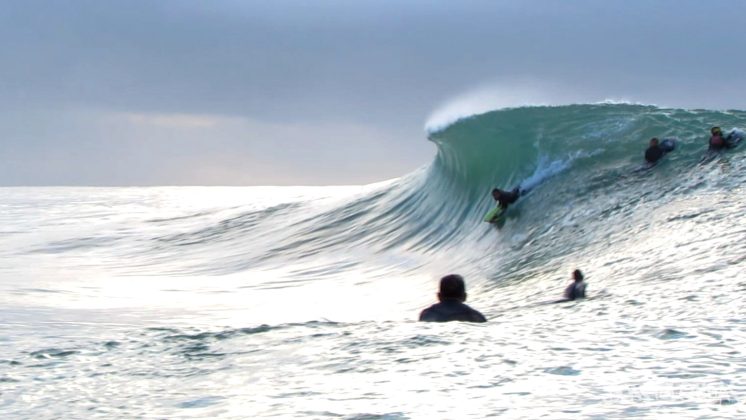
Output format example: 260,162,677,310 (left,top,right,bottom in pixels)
2,104,746,418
